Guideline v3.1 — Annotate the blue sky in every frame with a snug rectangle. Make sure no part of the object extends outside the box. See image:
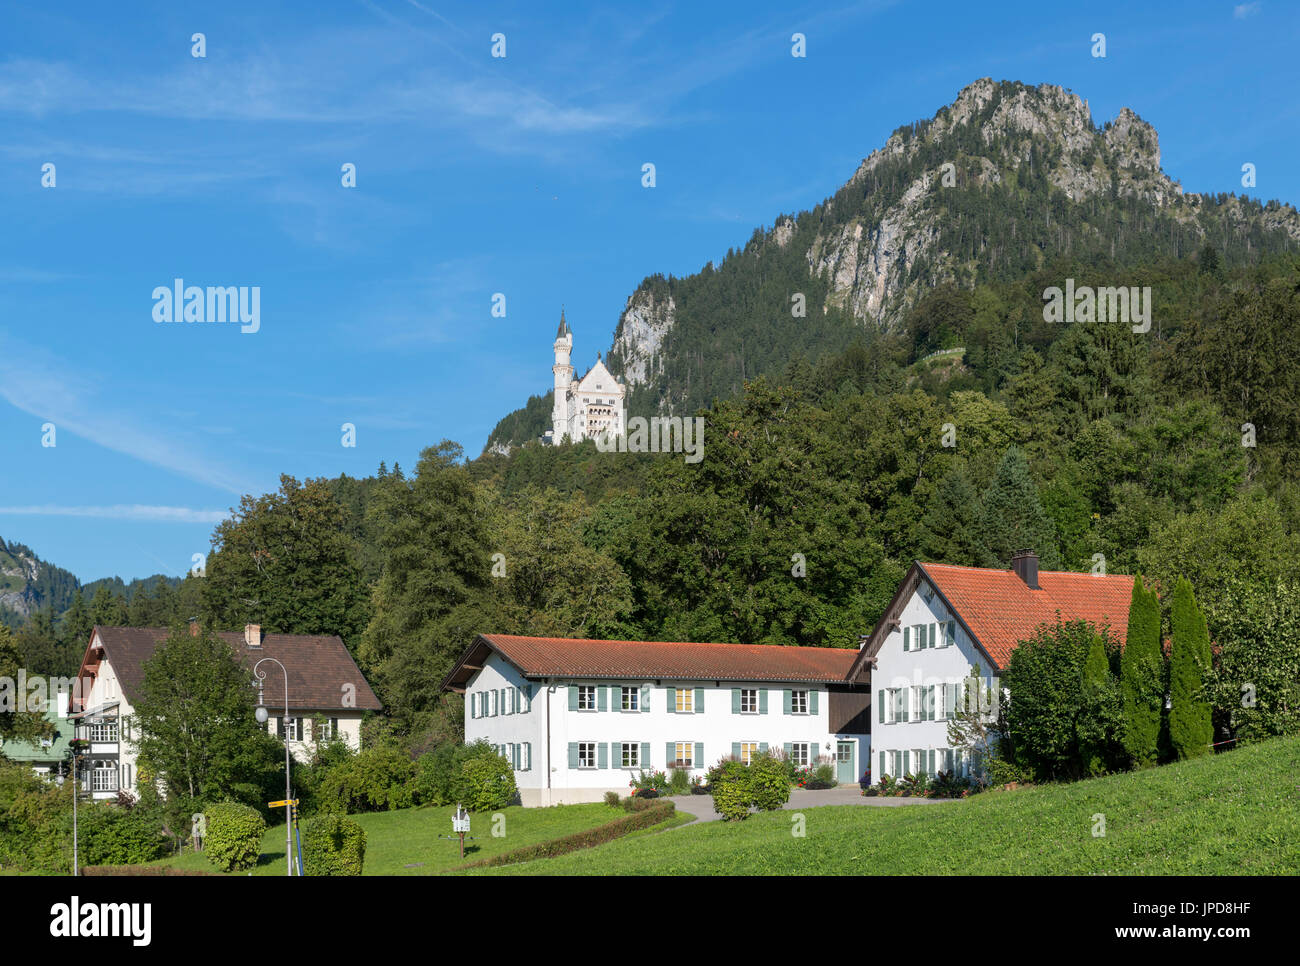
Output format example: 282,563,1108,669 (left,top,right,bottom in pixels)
0,0,1296,584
